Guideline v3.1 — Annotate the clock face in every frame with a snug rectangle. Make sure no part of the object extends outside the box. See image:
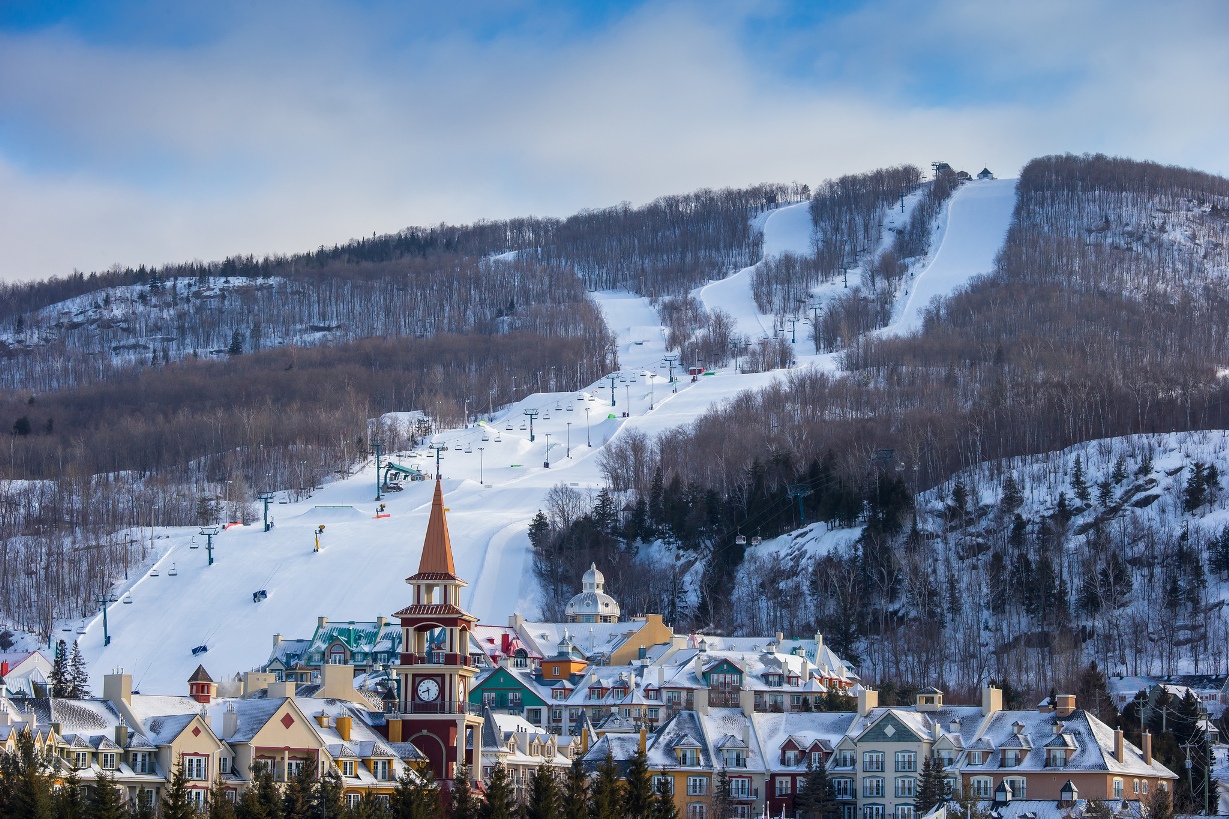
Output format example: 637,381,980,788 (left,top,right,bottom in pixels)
416,678,440,702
